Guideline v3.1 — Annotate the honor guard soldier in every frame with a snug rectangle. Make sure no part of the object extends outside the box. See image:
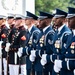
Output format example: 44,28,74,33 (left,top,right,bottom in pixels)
3,13,15,75
40,9,72,75
29,11,55,75
0,14,10,75
54,7,75,75
5,14,28,75
15,14,28,75
0,15,7,75
18,11,41,75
